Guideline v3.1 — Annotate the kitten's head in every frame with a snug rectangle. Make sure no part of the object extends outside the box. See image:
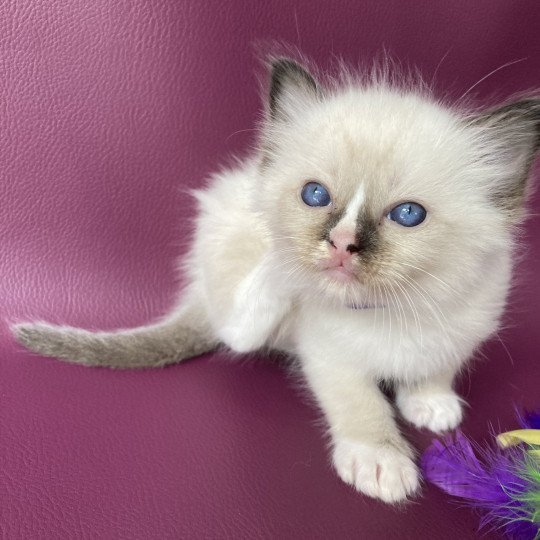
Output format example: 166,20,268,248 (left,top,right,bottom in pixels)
259,58,539,308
